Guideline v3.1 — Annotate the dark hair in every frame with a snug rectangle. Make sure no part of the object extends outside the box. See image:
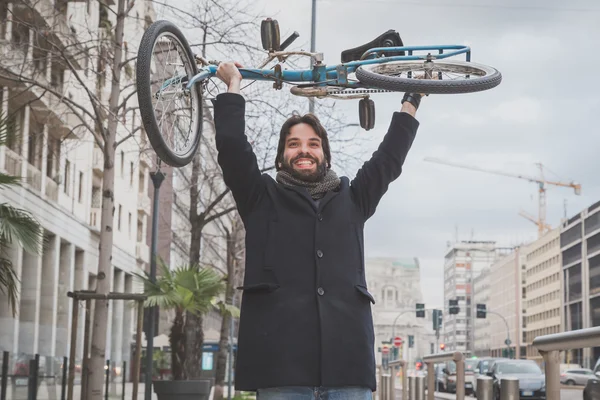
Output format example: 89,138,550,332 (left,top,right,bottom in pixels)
275,113,331,171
